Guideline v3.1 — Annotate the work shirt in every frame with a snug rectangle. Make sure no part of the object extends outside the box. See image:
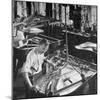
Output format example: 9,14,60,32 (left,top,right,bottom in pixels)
21,47,45,75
